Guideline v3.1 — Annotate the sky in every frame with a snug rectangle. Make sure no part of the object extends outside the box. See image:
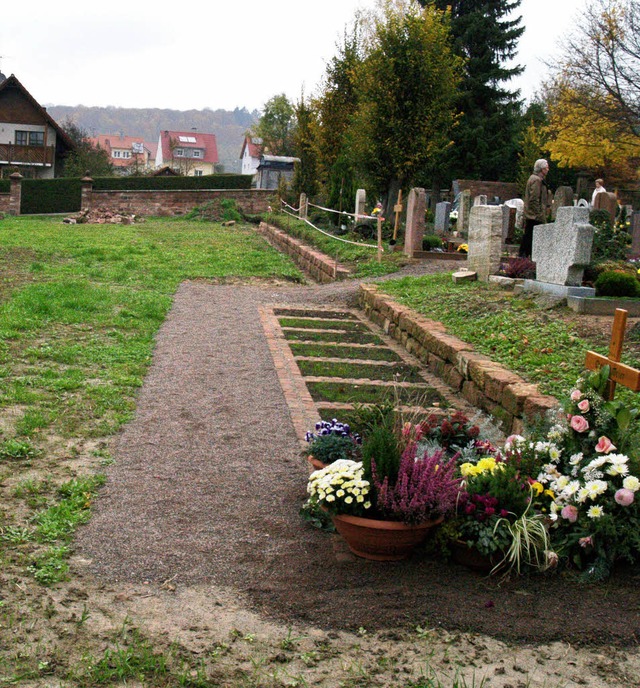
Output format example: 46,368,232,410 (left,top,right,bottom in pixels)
0,0,588,113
